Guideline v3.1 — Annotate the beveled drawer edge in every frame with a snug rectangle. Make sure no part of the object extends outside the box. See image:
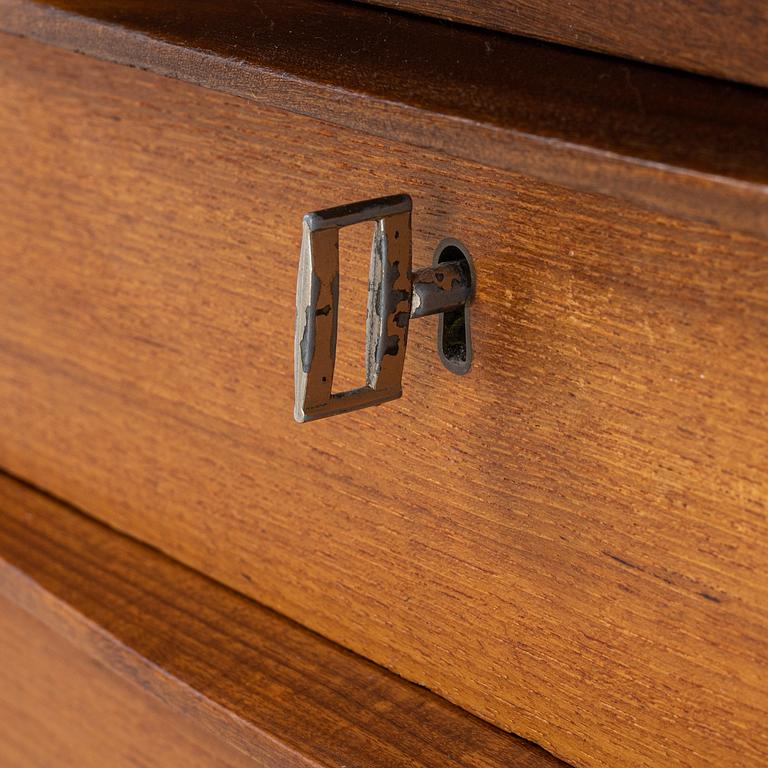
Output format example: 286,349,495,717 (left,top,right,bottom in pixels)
0,471,567,768
1,0,767,240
